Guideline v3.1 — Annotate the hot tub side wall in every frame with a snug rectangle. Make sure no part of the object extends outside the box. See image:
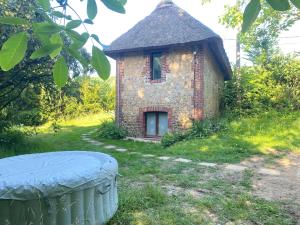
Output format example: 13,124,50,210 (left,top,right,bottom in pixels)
0,179,118,225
